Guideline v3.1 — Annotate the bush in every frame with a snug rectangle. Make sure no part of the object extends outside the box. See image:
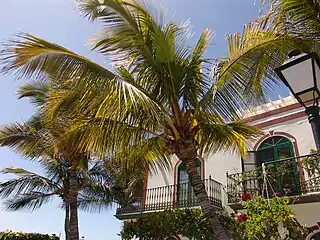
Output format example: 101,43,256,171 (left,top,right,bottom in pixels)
121,195,309,240
121,208,214,240
0,230,59,240
233,195,308,240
